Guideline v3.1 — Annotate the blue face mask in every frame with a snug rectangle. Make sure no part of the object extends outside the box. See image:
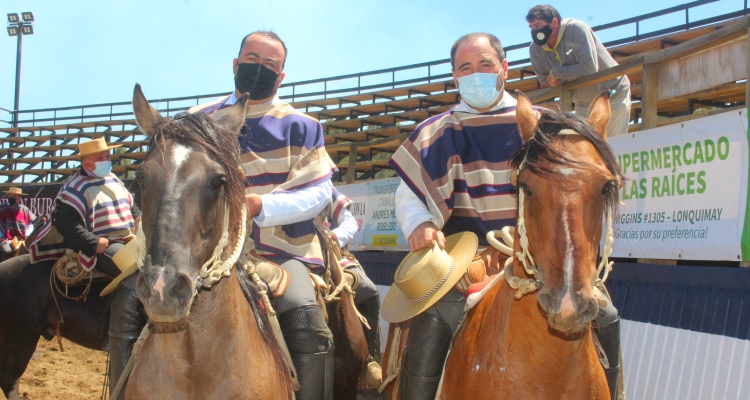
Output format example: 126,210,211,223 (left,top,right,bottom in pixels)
92,161,112,178
457,72,503,109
